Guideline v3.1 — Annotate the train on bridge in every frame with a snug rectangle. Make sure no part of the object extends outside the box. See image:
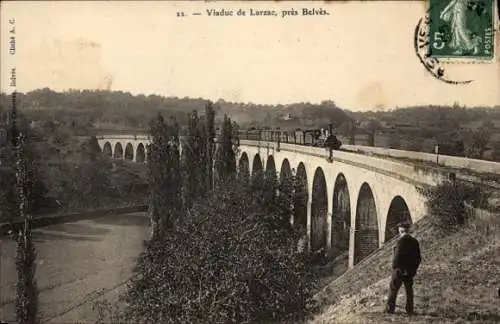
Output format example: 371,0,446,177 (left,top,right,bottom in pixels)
236,127,343,150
